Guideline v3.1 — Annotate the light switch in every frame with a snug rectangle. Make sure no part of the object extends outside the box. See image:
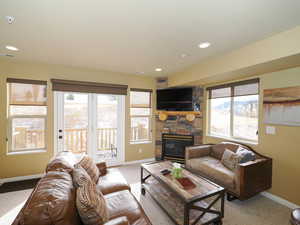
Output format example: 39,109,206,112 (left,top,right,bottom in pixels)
266,126,276,135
